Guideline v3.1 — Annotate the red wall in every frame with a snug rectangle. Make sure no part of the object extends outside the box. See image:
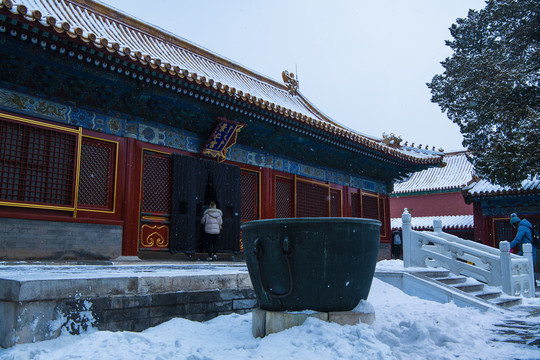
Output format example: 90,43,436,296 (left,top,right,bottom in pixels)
472,202,488,245
390,192,472,218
